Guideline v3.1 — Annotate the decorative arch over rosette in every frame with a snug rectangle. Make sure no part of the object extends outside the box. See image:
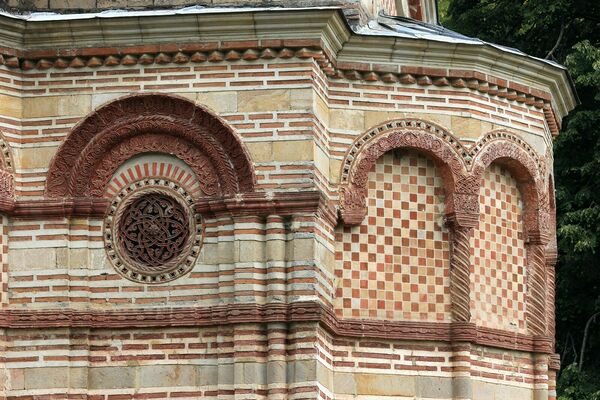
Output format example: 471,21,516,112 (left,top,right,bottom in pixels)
339,119,469,226
470,130,547,242
45,93,256,198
